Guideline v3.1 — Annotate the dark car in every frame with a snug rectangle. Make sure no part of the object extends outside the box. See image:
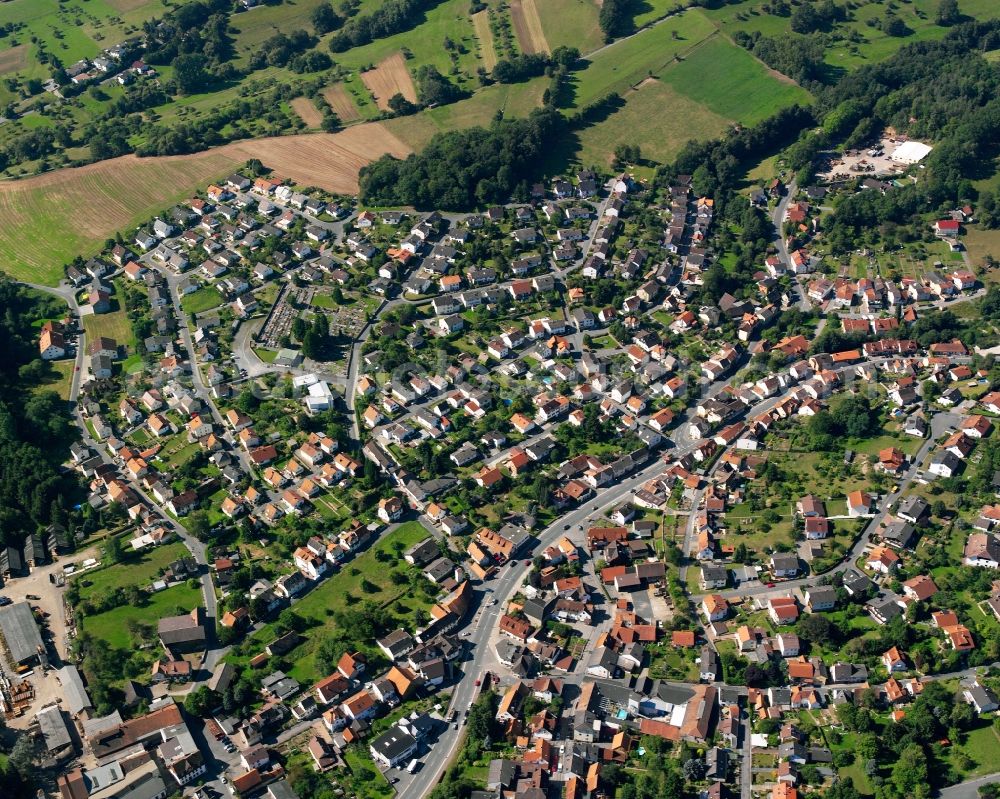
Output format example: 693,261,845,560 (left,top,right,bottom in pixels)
0,596,11,607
